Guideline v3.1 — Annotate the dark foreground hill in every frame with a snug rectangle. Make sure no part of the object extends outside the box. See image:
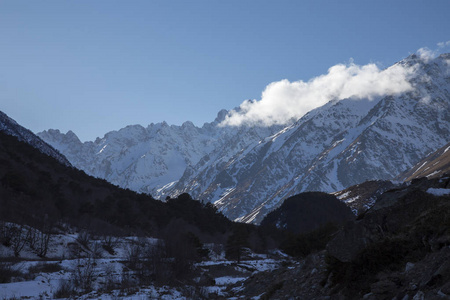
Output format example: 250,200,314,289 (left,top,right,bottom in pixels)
0,130,235,241
228,173,450,299
260,192,354,234
0,110,71,166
